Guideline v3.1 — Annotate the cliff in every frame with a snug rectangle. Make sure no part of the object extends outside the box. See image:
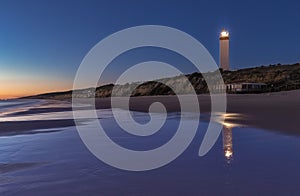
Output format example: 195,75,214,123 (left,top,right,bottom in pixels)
23,63,300,99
